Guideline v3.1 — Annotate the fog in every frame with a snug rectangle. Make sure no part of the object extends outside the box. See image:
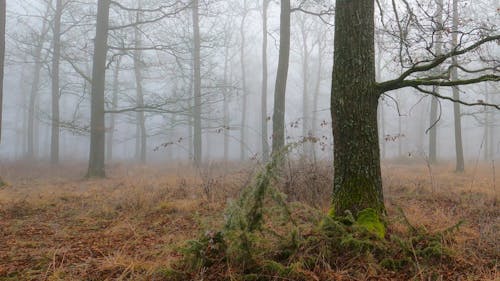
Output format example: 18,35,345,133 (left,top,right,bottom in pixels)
0,0,498,166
